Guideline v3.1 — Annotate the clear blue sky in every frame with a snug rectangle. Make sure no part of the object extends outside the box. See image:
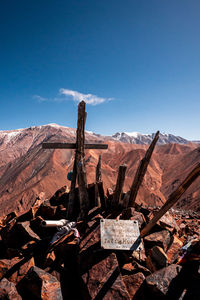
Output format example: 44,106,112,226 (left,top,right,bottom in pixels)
1,0,200,139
